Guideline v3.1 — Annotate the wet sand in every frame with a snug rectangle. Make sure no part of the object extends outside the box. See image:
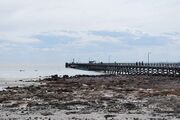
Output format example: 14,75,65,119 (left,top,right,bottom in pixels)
0,74,180,120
